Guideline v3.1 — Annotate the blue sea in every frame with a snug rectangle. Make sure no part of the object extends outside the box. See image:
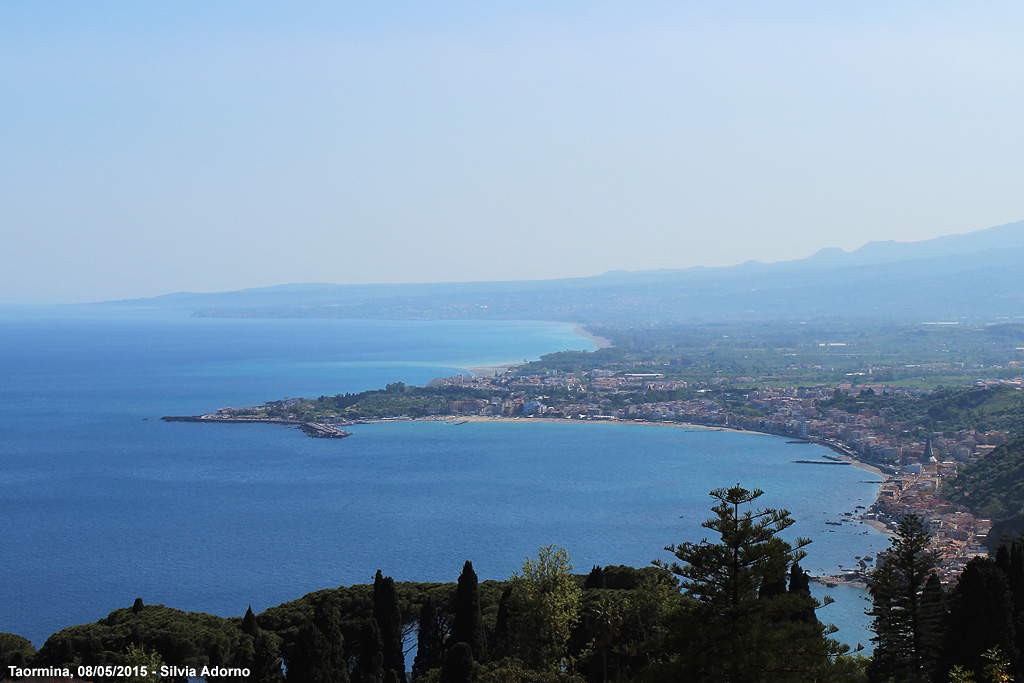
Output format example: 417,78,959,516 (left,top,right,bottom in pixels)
0,309,887,652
